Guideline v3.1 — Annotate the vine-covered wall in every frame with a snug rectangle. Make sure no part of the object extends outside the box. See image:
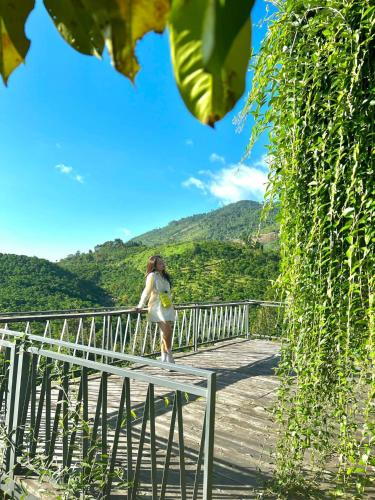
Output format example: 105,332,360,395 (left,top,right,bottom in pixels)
239,0,374,495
